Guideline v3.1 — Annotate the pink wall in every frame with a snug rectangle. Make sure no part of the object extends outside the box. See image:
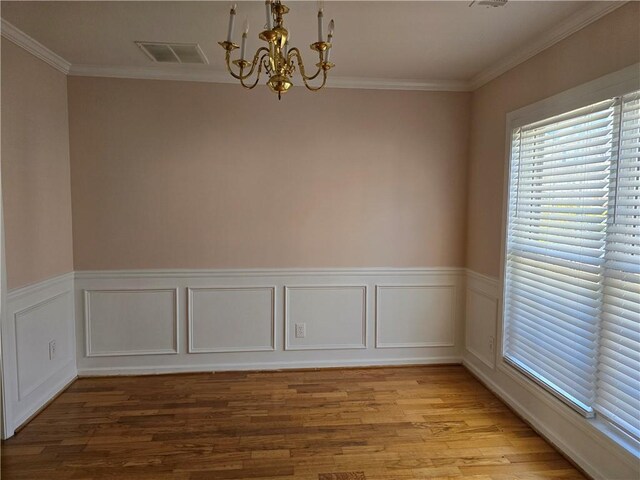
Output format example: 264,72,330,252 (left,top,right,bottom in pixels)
465,2,640,278
68,79,471,270
1,38,74,289
4,2,637,281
